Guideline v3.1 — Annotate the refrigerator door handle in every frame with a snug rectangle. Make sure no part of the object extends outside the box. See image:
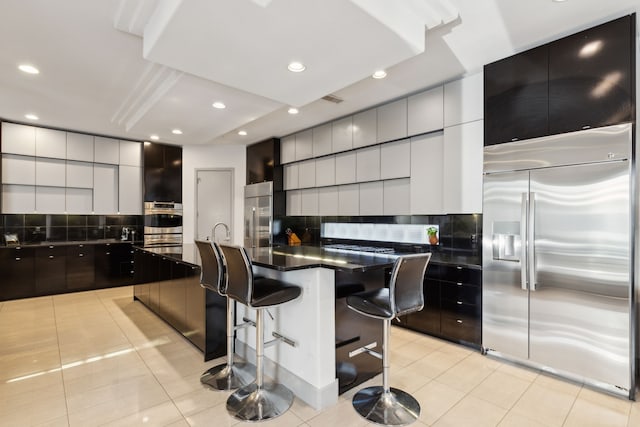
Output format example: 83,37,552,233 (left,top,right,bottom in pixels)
528,192,537,291
521,193,528,290
251,207,256,248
